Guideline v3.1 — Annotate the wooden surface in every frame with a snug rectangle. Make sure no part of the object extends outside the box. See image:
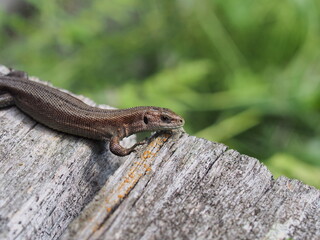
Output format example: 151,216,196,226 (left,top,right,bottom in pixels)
0,66,319,240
